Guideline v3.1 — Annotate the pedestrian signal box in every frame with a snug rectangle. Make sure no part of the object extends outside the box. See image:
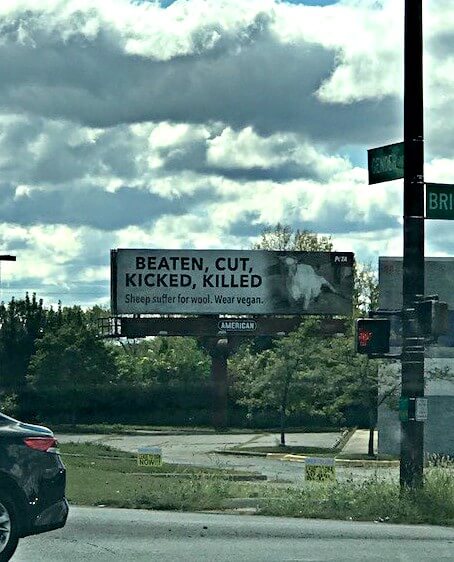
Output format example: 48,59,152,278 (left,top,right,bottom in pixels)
416,299,449,338
355,318,391,355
